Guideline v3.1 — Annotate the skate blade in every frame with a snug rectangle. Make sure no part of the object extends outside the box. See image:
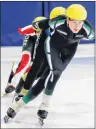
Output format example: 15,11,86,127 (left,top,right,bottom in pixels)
4,115,10,123
34,117,44,128
1,117,9,128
